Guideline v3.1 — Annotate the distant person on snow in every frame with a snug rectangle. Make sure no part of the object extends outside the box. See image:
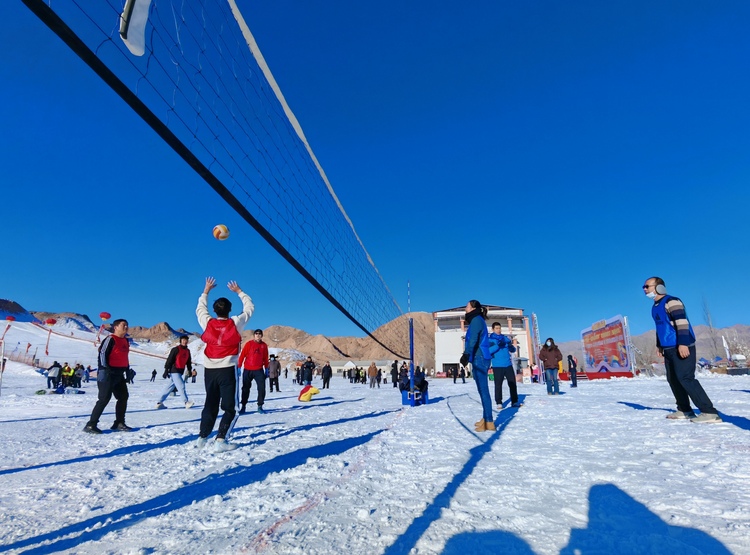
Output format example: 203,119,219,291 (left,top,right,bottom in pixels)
567,355,578,388
156,335,195,409
368,362,378,389
238,329,269,414
489,322,519,409
83,319,132,434
196,277,254,451
46,361,61,389
643,276,721,423
321,361,332,389
268,354,282,392
302,356,315,386
539,338,562,396
391,360,399,388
